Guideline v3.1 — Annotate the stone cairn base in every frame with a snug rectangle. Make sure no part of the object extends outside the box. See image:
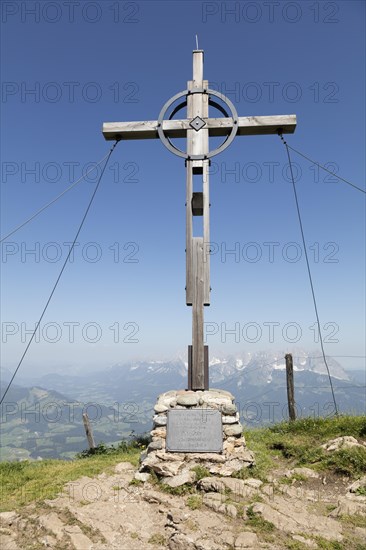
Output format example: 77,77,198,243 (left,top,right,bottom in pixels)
139,389,255,486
